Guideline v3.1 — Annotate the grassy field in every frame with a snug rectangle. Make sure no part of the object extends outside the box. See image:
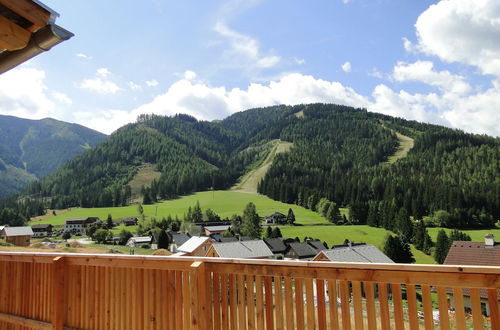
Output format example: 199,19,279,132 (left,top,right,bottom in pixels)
279,225,436,264
427,227,500,242
29,190,330,226
232,139,293,193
